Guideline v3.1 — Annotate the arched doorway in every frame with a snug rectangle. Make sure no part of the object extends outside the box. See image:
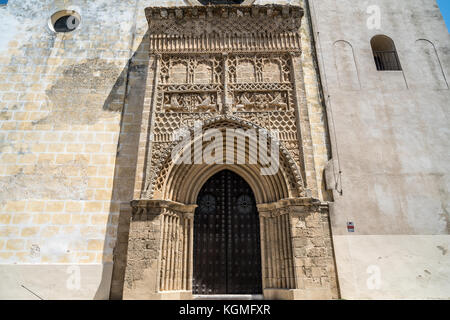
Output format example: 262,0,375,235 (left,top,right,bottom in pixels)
121,4,341,300
193,170,262,295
